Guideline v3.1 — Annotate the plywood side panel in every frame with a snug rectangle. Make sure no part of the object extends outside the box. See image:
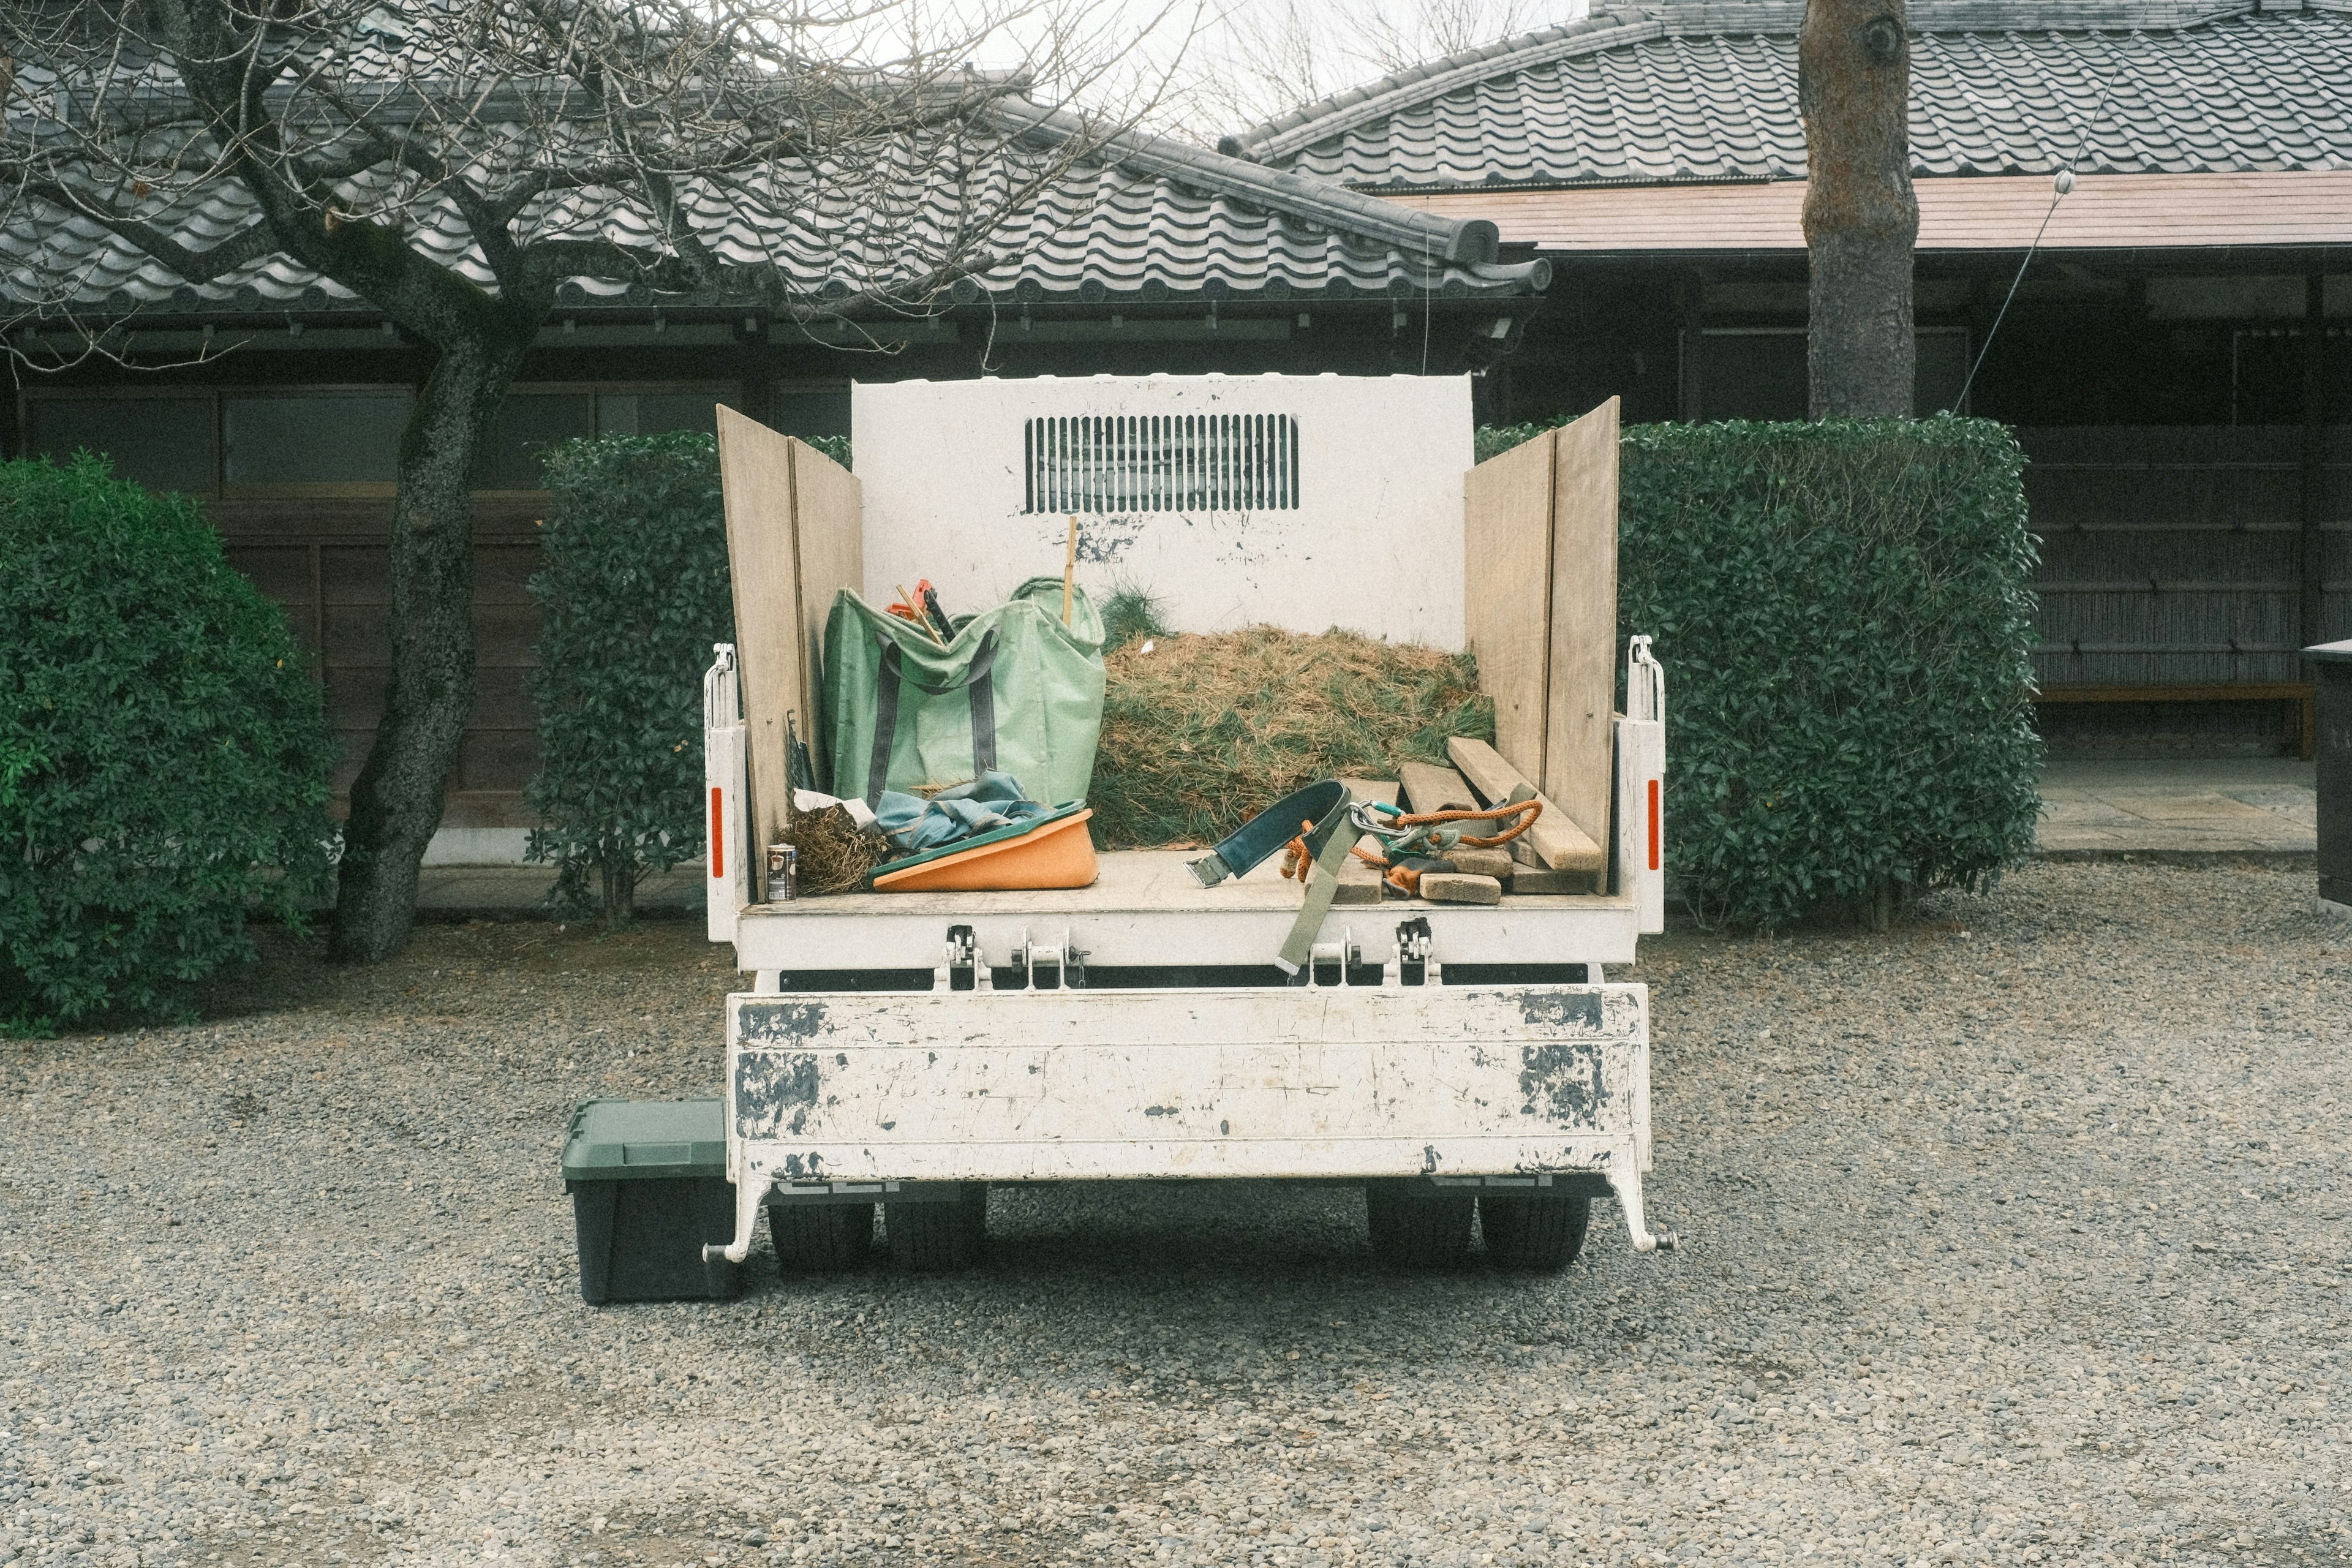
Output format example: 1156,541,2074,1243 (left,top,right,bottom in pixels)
1462,426,1557,785
717,406,805,899
1543,398,1620,850
785,439,864,792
